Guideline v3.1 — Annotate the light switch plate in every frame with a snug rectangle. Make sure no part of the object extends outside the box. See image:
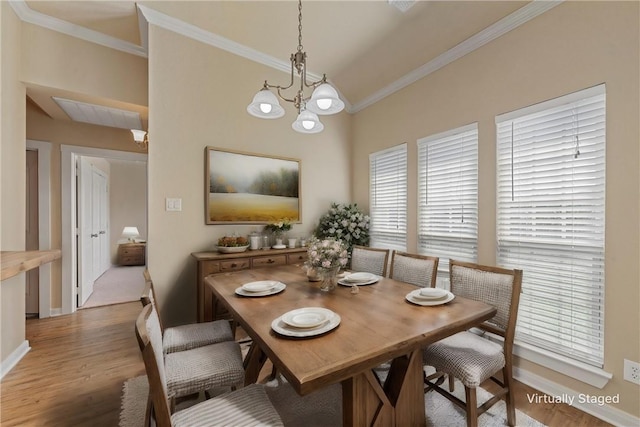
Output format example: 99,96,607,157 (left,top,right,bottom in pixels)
166,198,182,211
